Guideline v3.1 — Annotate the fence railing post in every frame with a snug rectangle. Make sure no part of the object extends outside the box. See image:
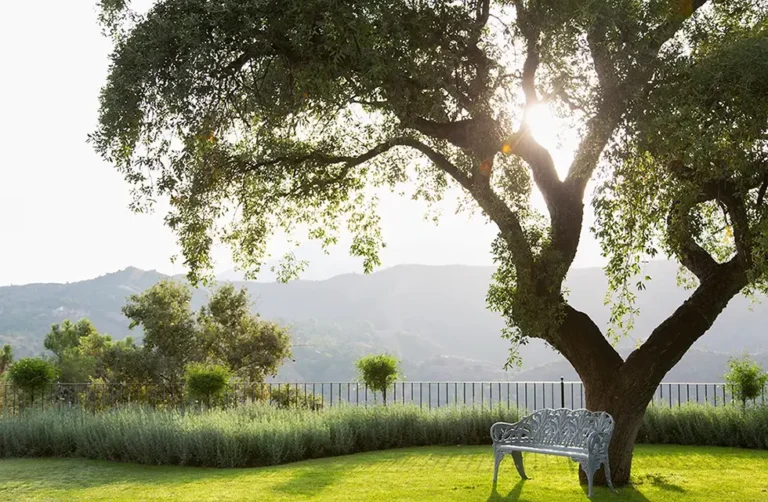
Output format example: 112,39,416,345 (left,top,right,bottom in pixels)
560,377,565,408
